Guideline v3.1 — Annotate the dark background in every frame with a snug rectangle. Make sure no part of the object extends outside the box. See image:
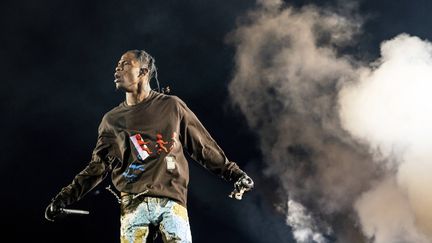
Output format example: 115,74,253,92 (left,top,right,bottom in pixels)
2,0,432,242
